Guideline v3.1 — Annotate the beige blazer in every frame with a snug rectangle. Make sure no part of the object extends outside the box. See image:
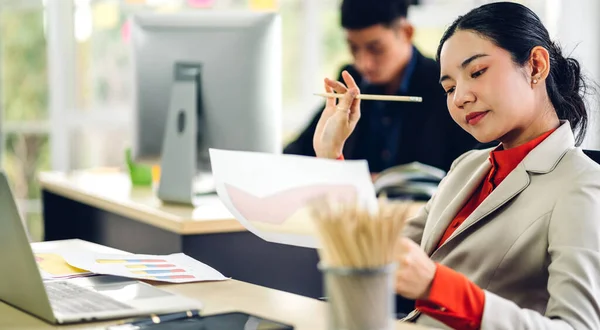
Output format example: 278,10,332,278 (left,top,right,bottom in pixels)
403,121,600,329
